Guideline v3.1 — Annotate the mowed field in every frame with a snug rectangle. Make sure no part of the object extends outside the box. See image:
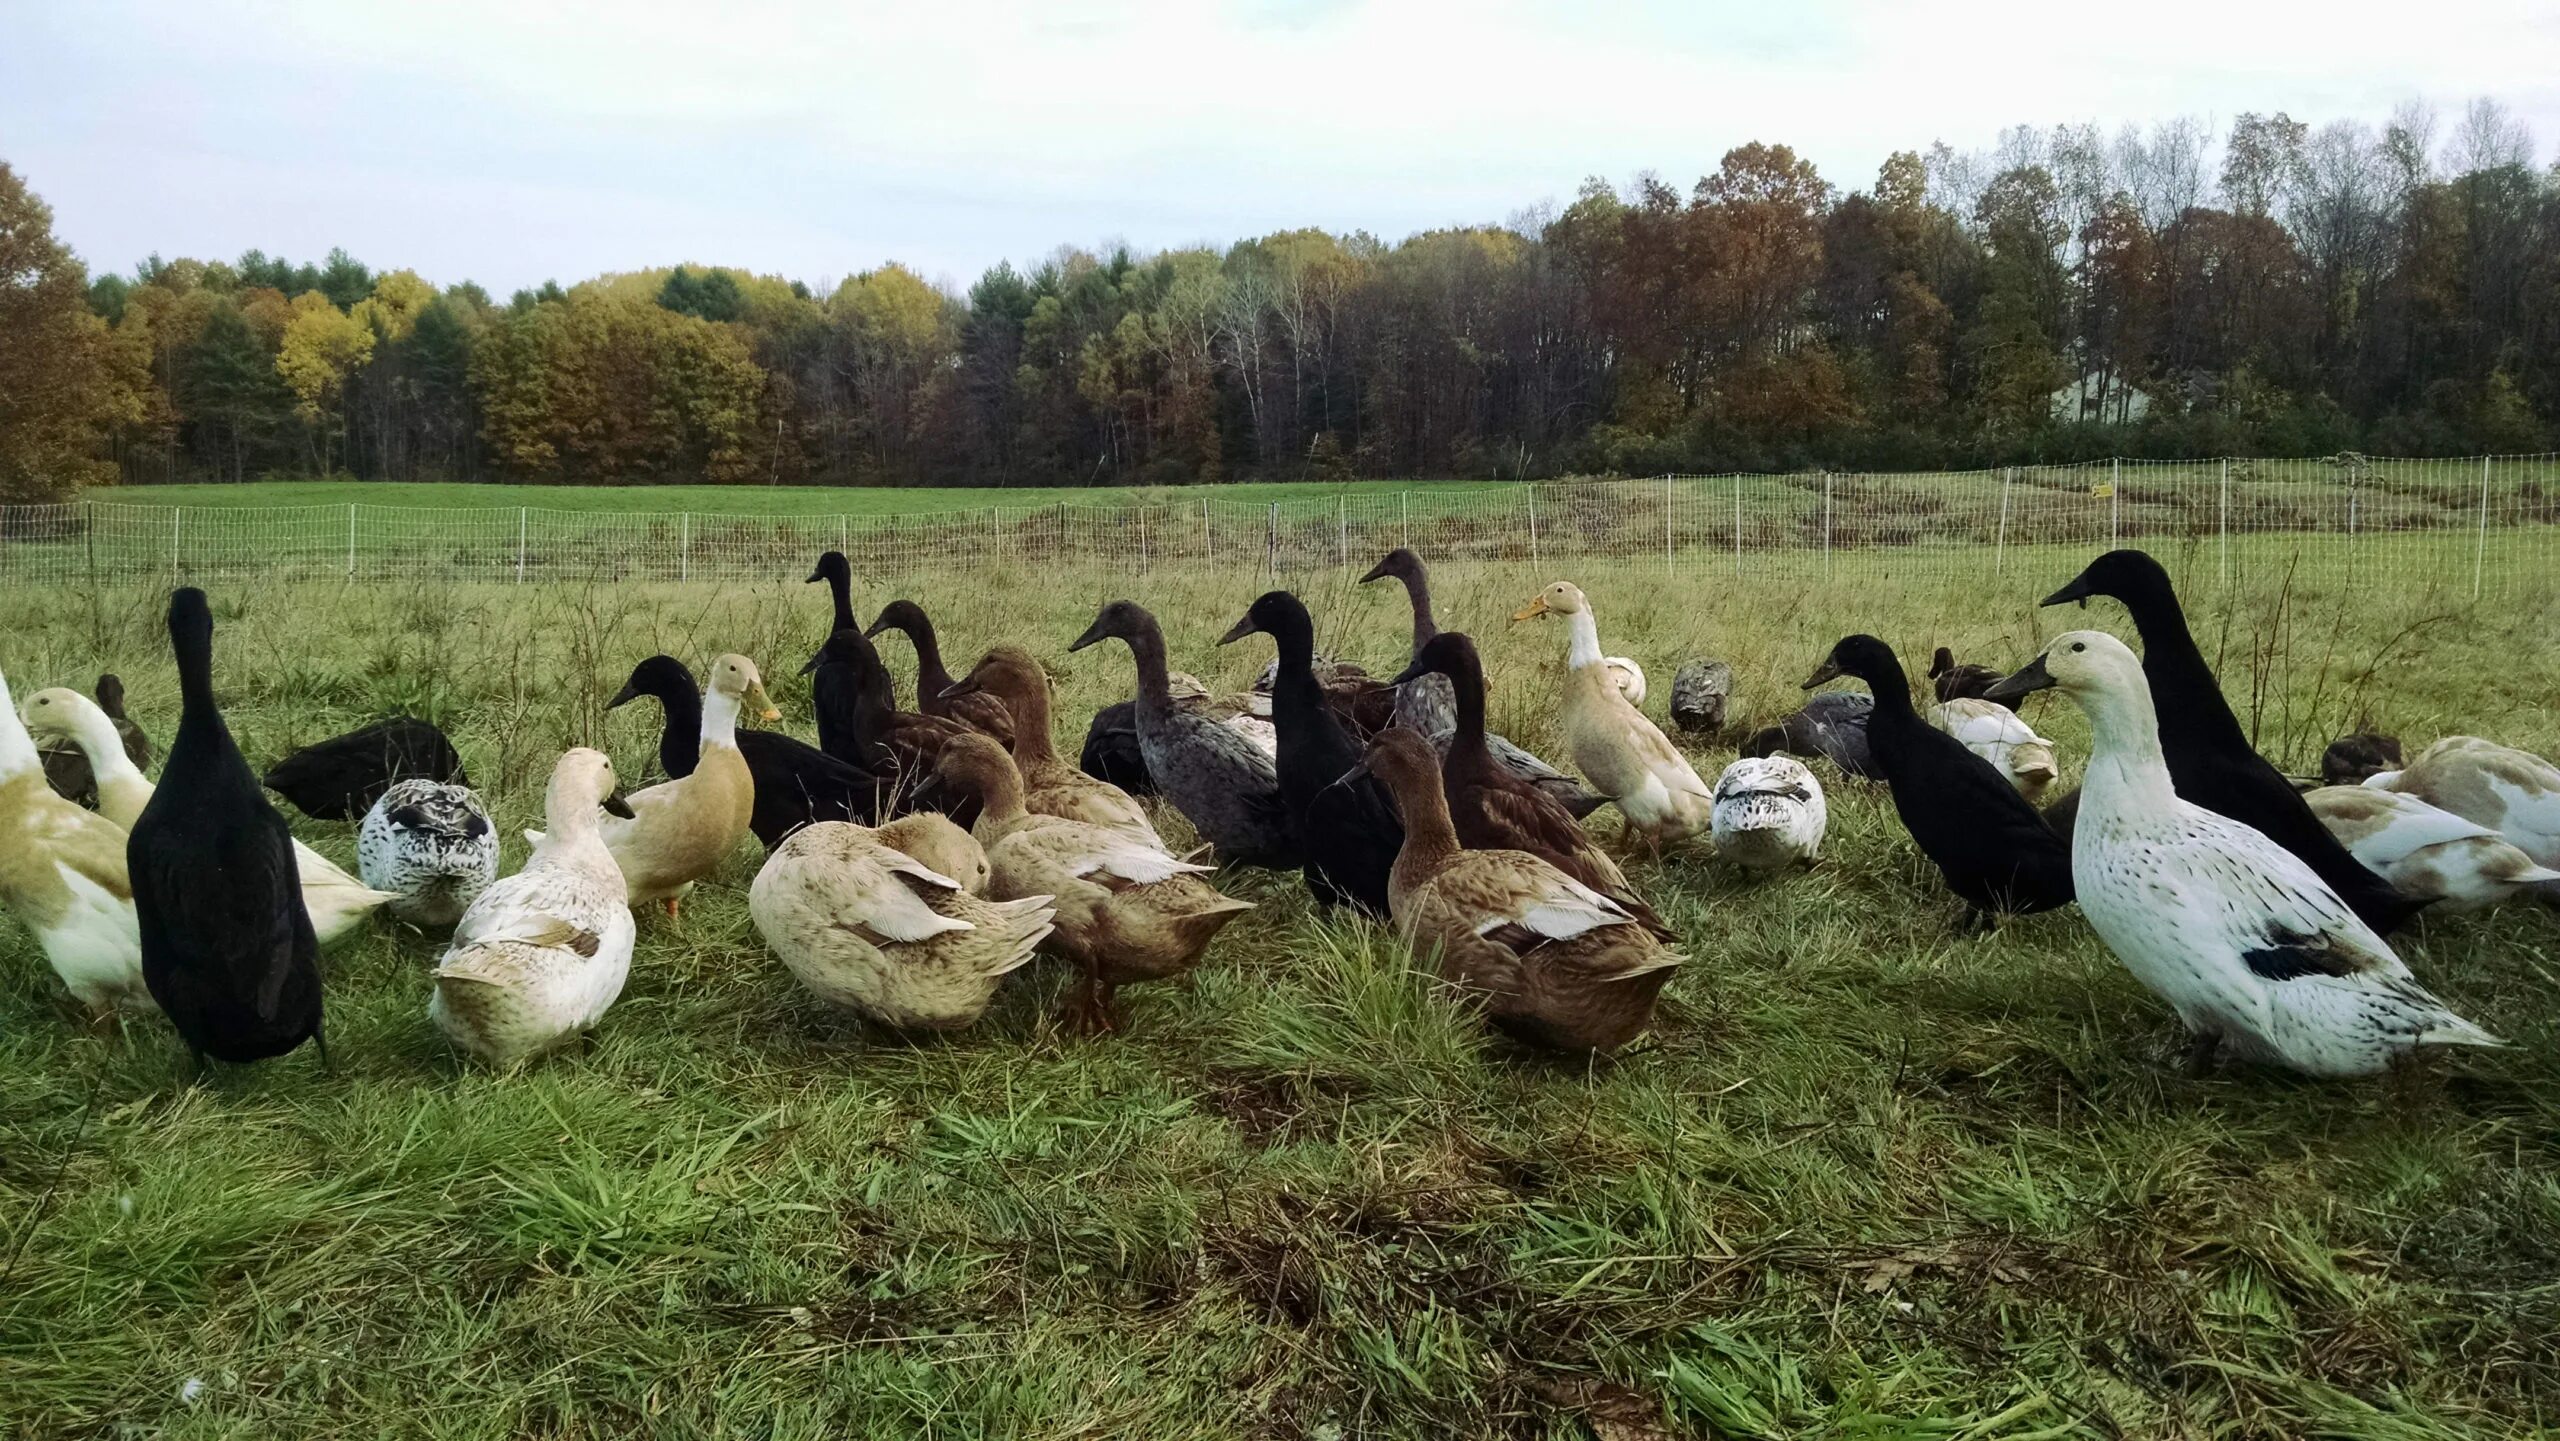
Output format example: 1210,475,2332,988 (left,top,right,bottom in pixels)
95,477,1523,516
3,548,2558,1439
